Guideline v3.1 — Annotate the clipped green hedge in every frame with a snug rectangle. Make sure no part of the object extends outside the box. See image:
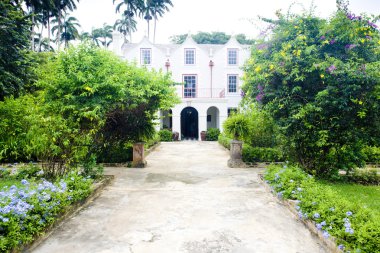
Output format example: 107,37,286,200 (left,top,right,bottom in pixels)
158,129,173,142
218,134,231,149
206,128,220,141
264,165,380,253
362,146,380,163
243,145,283,162
218,134,283,162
